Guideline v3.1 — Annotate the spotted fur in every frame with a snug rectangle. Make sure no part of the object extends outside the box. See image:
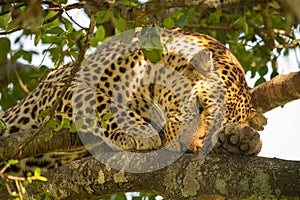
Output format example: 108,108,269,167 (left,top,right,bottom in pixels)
0,27,265,174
